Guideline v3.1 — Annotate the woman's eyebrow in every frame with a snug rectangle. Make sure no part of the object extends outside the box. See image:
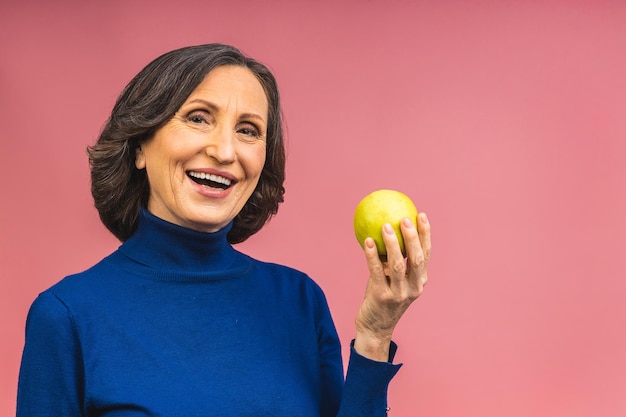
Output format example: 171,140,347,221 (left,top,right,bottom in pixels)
186,98,267,124
186,98,219,112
